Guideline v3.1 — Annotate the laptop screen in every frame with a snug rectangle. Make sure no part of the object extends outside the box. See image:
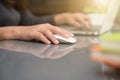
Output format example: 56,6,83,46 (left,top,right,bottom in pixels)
100,0,120,34
60,0,120,36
